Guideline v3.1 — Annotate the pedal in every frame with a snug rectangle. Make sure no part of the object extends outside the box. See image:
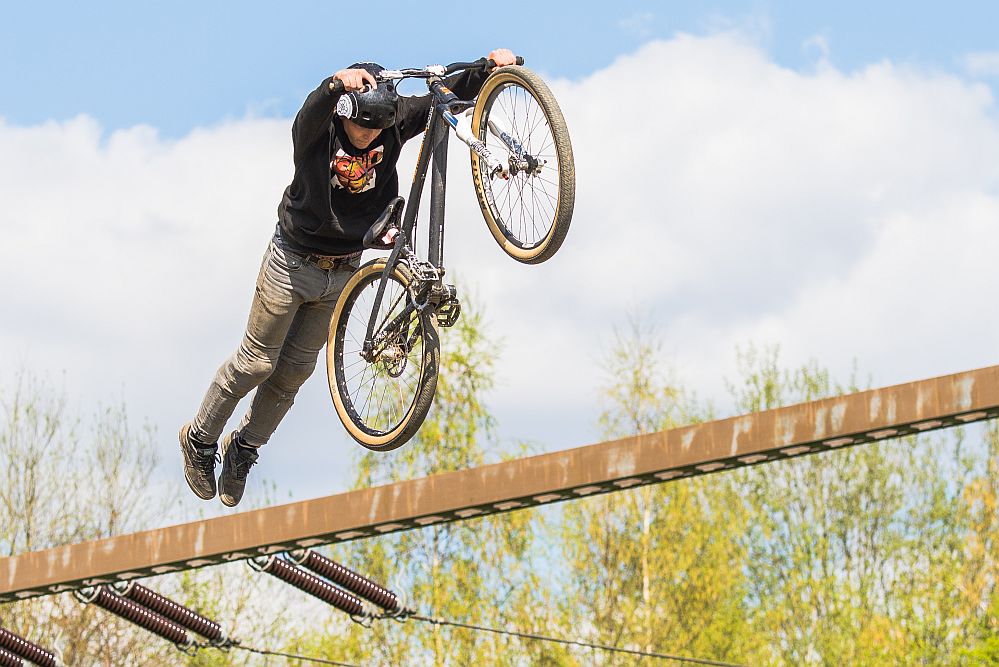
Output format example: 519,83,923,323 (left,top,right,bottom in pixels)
435,298,461,328
431,284,460,326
